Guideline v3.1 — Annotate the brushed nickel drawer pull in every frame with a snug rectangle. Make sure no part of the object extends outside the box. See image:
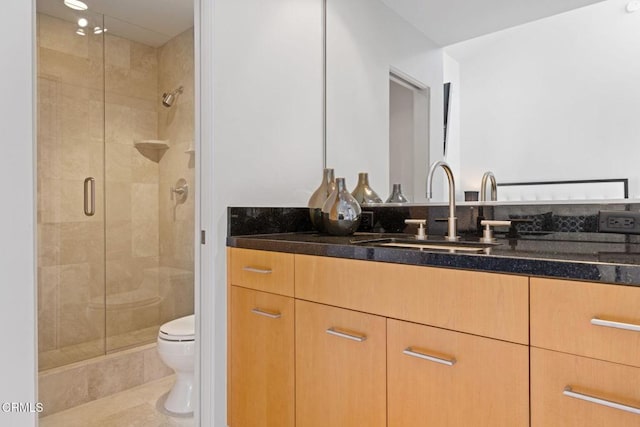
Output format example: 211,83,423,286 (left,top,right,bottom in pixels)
251,308,281,319
403,347,456,366
325,327,367,342
591,317,640,332
242,266,273,274
563,386,640,415
83,177,95,216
